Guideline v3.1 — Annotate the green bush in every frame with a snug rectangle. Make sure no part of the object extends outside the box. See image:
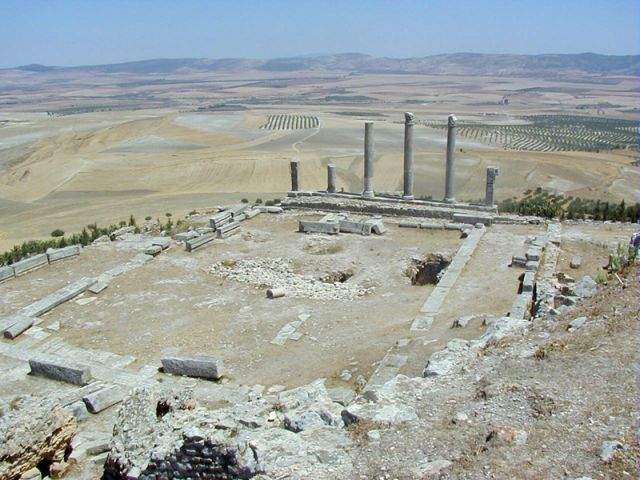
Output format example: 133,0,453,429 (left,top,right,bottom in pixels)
51,229,65,238
255,198,263,205
241,198,249,204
